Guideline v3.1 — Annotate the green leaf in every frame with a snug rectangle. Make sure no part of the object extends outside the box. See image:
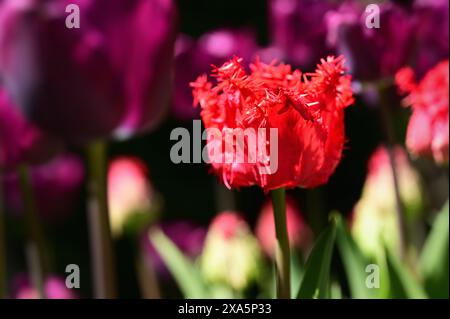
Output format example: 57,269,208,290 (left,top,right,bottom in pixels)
330,281,343,299
290,250,304,297
297,217,337,299
420,201,449,298
209,285,236,298
335,215,378,298
149,229,208,298
267,253,303,299
385,249,427,299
